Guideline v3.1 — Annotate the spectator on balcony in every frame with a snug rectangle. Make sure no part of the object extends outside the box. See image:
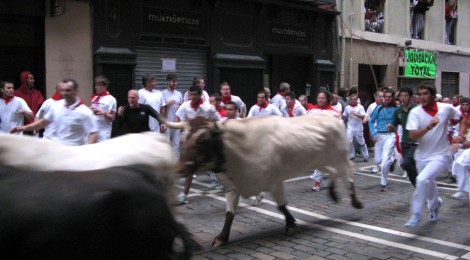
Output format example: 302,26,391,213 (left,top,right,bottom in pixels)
411,0,434,39
445,0,458,45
